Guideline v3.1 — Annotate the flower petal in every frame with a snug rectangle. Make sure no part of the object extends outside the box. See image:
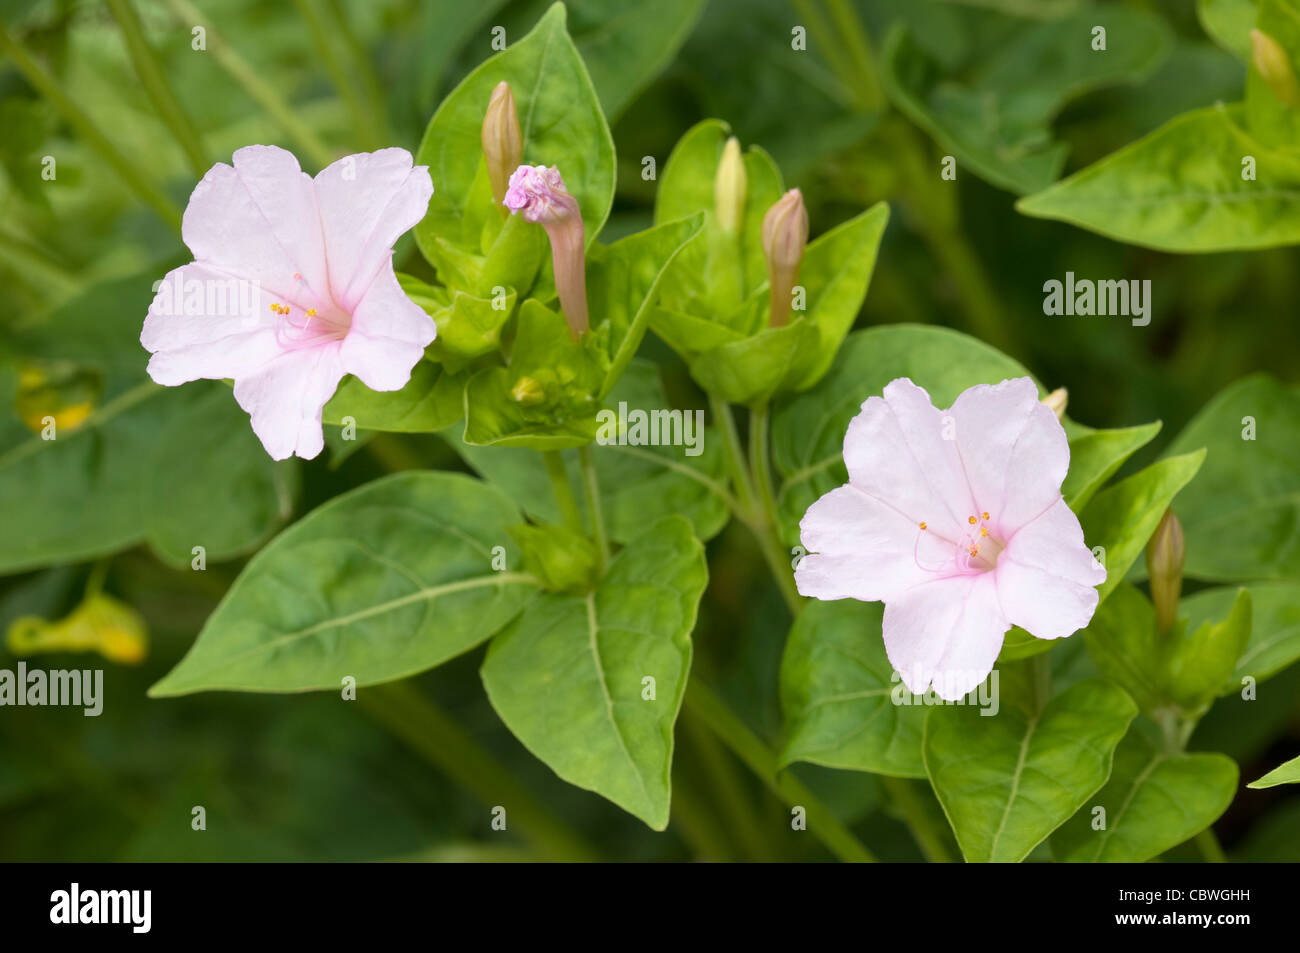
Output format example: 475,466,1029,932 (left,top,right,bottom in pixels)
843,378,975,540
996,497,1105,640
339,263,436,392
796,484,954,602
182,145,327,300
142,263,281,386
949,377,1068,533
231,342,345,461
314,148,434,311
883,573,1008,701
